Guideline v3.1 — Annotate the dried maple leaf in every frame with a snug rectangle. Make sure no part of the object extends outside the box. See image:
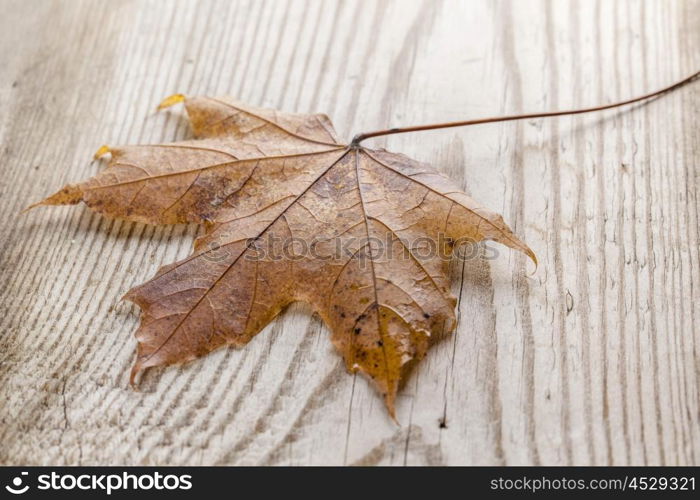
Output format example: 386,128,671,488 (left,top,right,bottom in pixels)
32,95,532,416
31,71,697,418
